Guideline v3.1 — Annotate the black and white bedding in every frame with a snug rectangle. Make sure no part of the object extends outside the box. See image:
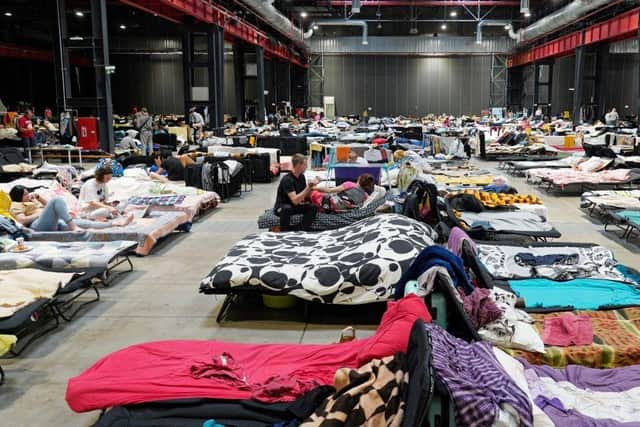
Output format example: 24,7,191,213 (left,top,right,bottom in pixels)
477,243,631,283
200,215,436,304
